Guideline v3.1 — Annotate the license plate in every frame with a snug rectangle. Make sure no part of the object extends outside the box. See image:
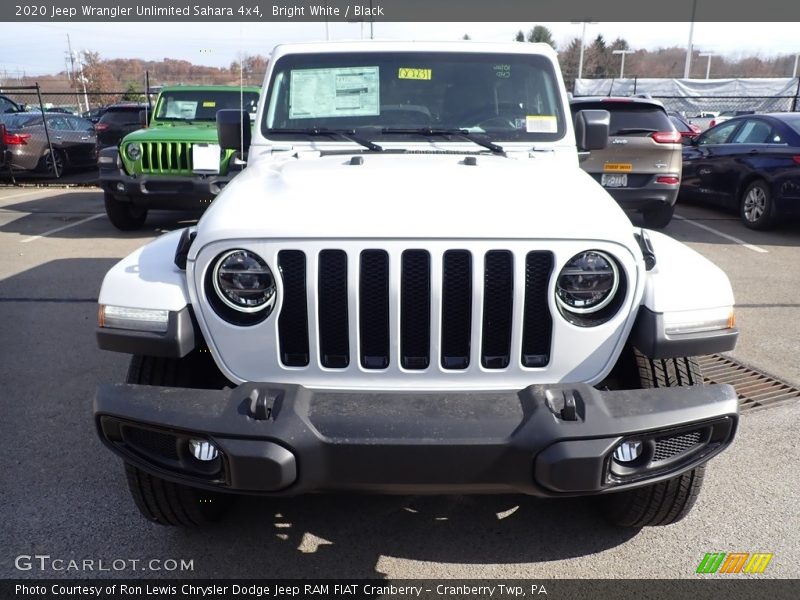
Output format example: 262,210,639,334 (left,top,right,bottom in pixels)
192,143,221,174
601,174,628,188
